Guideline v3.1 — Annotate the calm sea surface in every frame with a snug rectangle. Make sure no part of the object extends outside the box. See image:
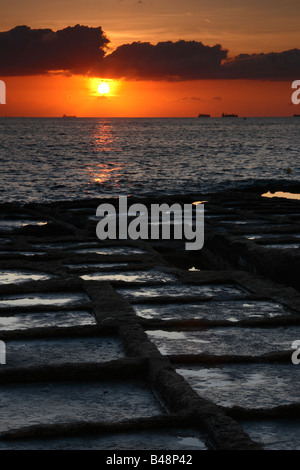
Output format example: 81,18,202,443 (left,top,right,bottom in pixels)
0,117,299,203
